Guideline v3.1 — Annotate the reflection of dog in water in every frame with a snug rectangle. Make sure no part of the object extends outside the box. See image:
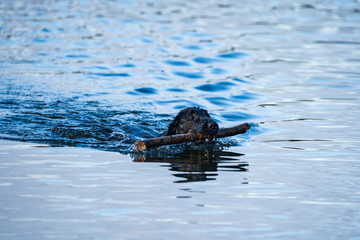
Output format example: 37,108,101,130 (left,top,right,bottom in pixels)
132,149,249,183
160,107,219,141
